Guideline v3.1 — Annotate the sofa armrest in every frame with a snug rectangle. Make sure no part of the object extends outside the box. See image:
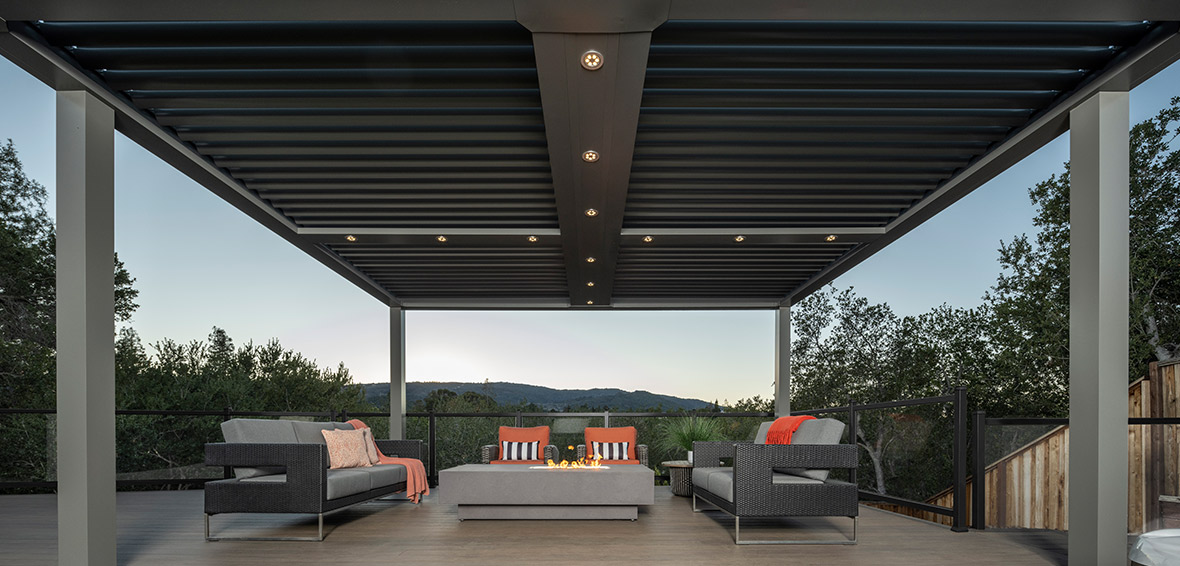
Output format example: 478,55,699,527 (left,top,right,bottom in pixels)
733,443,856,470
204,443,328,515
205,442,326,471
481,444,496,464
693,441,741,467
375,439,422,460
